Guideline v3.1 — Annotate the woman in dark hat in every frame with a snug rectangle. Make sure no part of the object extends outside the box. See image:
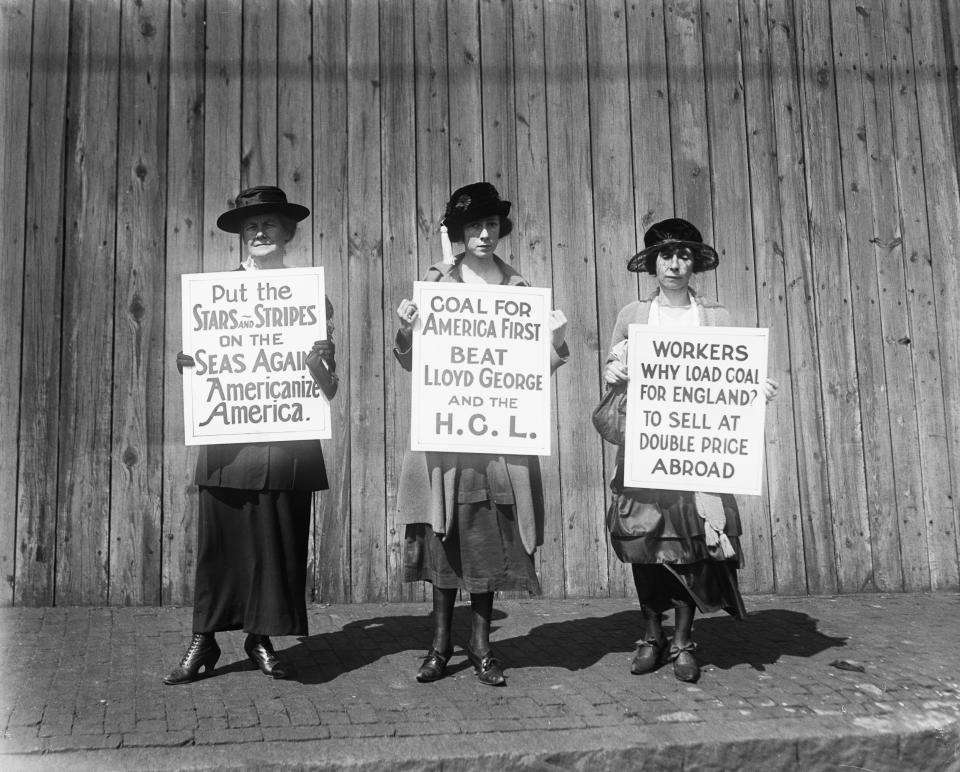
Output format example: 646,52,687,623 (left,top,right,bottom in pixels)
165,186,339,684
602,218,777,683
393,182,569,686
